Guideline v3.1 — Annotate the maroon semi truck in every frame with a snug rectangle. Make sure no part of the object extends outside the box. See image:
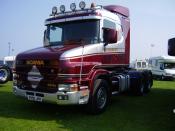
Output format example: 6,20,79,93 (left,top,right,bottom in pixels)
13,2,153,114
